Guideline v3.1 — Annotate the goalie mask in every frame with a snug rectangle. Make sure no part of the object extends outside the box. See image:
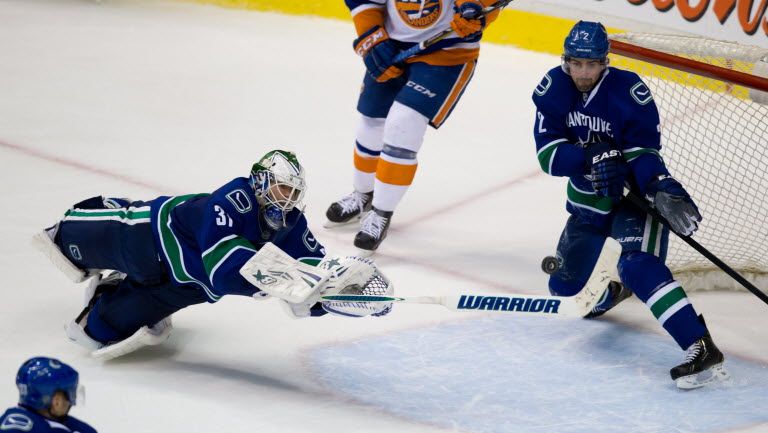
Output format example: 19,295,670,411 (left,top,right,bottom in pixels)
250,150,306,230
